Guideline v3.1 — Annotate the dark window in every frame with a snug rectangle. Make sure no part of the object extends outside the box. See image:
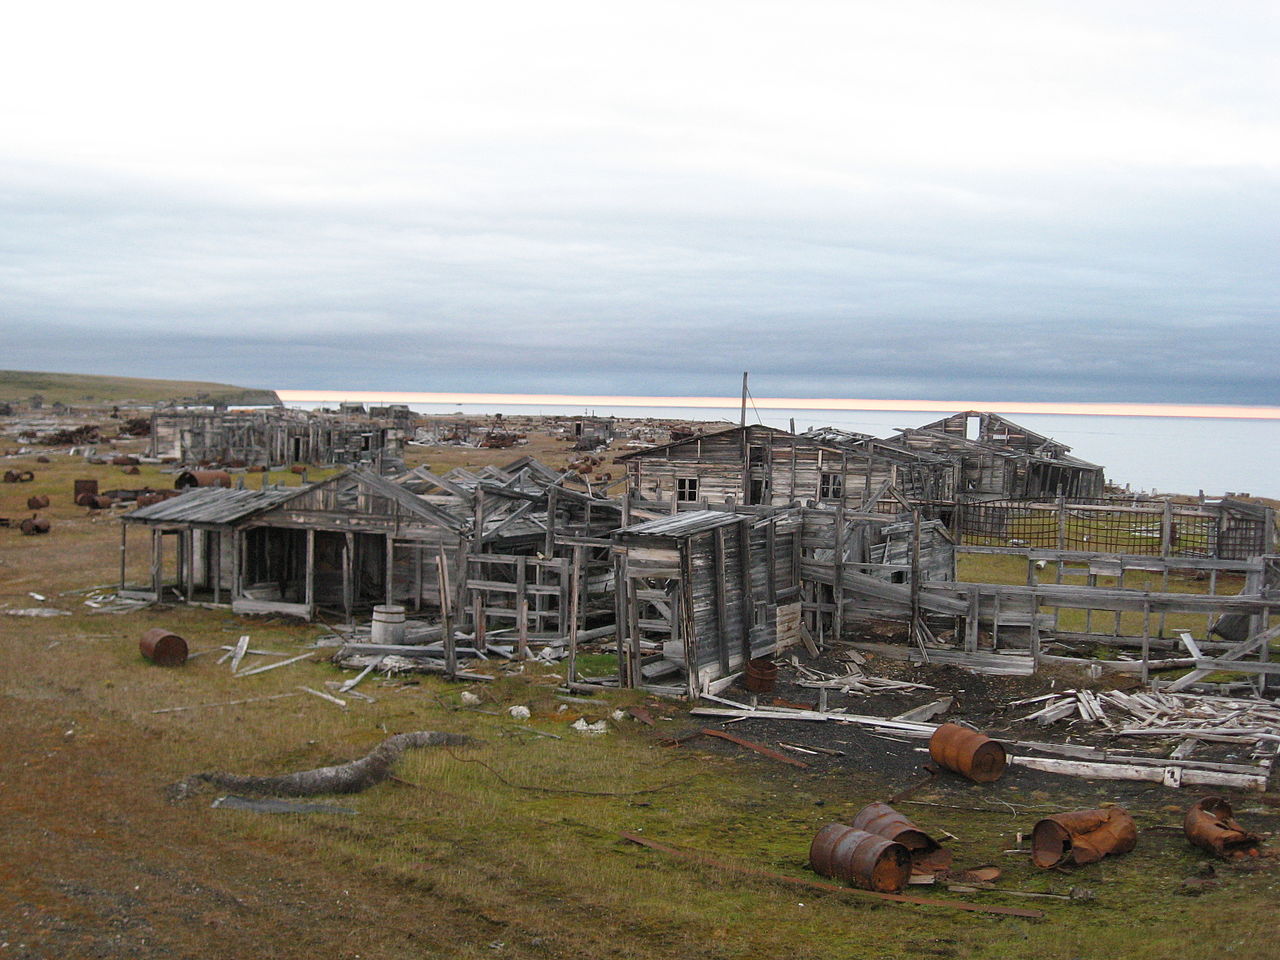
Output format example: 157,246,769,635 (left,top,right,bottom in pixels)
676,477,699,502
820,472,843,500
